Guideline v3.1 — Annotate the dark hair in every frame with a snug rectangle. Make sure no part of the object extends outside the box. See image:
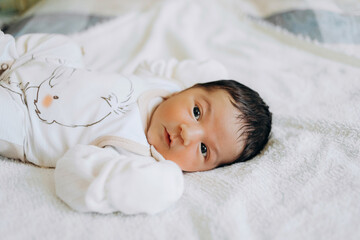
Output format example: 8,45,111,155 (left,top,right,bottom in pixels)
192,80,272,166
